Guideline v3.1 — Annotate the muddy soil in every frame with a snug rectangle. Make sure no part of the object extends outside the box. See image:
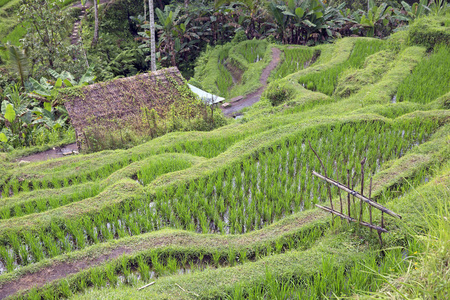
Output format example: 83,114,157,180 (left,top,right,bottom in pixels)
16,143,78,163
221,48,282,117
0,247,130,299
